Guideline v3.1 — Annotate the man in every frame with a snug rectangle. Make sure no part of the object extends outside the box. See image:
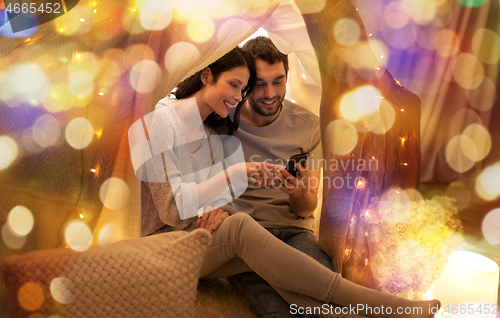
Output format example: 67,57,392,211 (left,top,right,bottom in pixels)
229,36,331,317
